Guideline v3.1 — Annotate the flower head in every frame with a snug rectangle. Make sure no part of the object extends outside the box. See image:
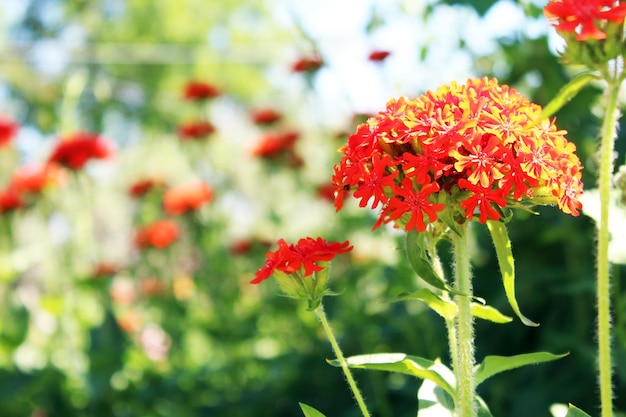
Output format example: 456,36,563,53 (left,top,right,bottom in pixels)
0,187,23,213
544,0,626,40
0,118,19,148
182,80,221,101
10,162,66,194
250,108,282,125
291,55,324,73
252,237,352,284
333,77,584,232
163,180,213,215
134,220,180,249
368,49,391,62
48,132,114,170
